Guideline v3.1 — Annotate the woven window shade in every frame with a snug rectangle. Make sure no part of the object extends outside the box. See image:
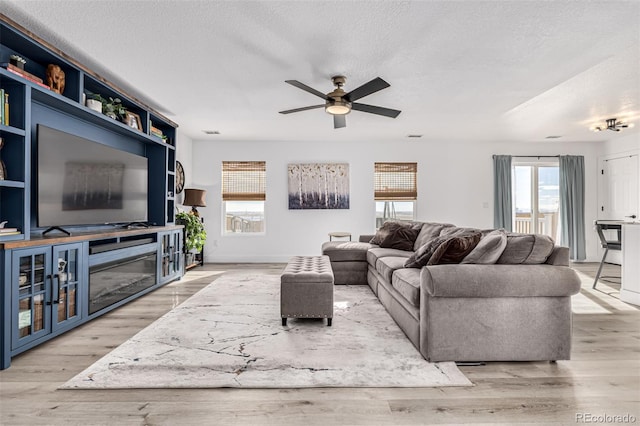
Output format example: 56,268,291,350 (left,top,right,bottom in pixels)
222,161,266,201
374,162,417,200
